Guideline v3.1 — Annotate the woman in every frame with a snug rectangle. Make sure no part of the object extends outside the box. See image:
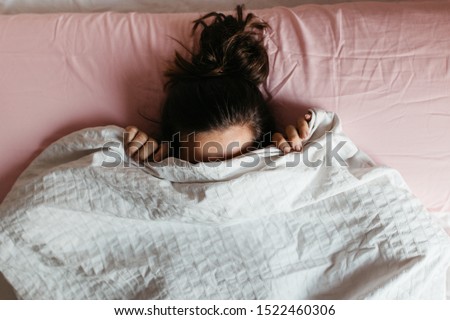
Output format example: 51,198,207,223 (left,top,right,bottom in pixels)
125,5,311,163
